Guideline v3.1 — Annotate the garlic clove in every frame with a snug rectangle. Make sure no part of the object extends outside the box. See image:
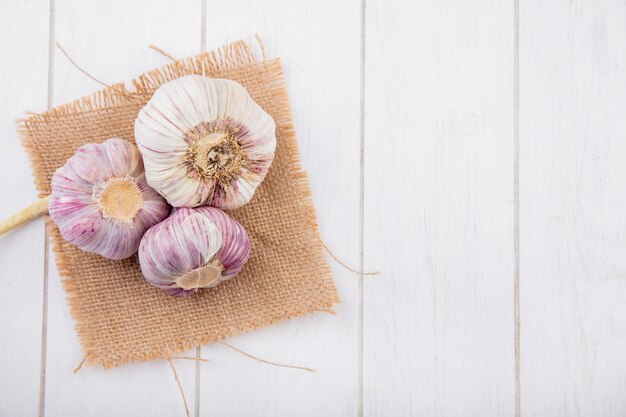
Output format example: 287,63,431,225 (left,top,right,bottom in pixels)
48,138,170,260
181,213,222,264
135,75,276,209
138,206,251,296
